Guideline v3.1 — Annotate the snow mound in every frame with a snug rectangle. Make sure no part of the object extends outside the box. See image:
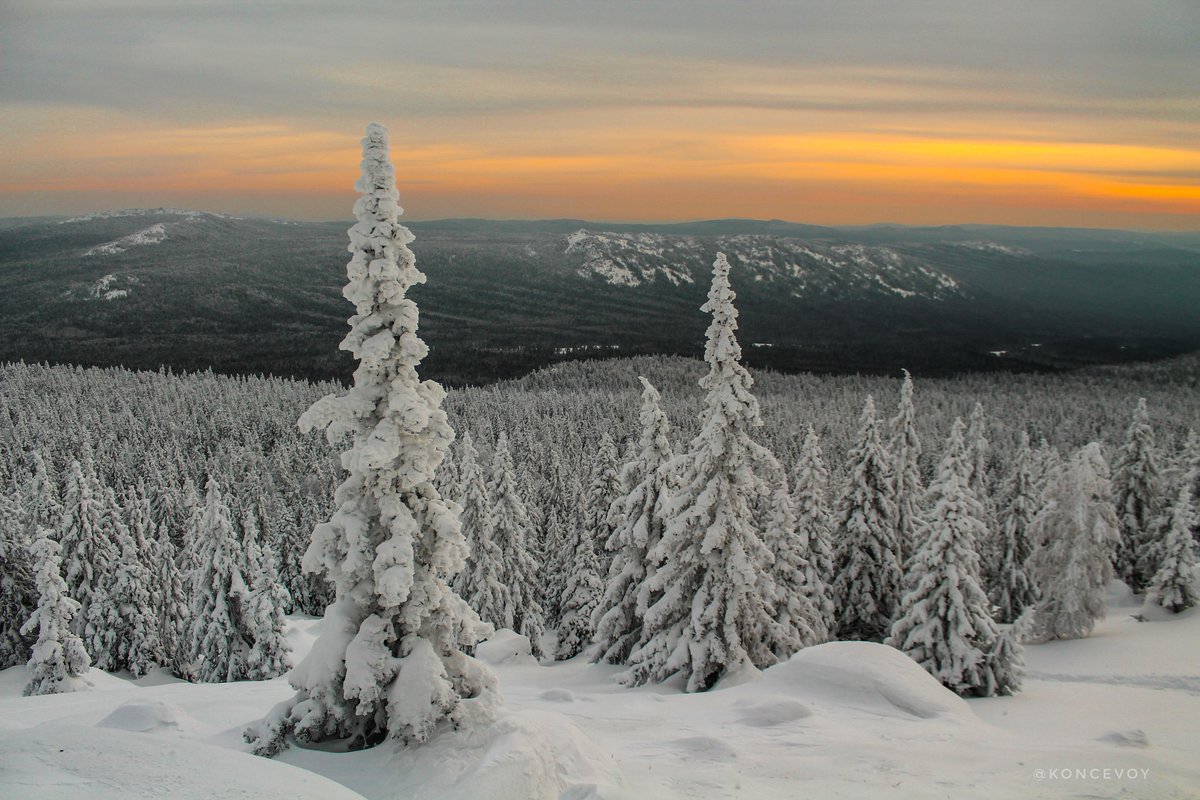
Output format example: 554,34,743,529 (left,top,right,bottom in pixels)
97,700,194,734
476,629,536,666
0,723,366,800
1097,729,1150,748
762,642,972,719
384,709,625,800
671,736,738,761
735,699,812,727
540,688,576,702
